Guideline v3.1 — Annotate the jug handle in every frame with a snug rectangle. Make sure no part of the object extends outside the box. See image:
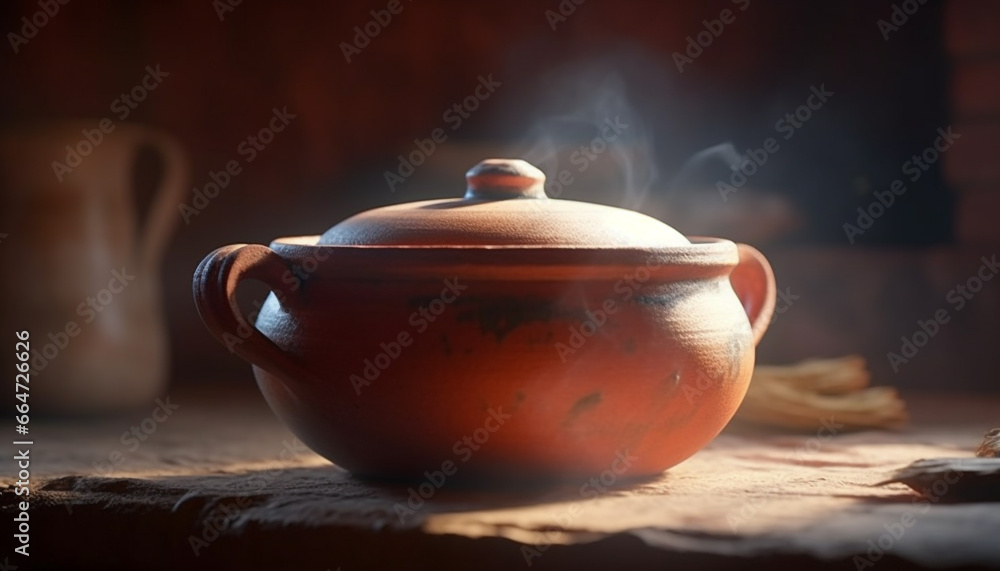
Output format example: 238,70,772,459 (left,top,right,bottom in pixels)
193,244,312,383
135,131,190,272
729,243,777,346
